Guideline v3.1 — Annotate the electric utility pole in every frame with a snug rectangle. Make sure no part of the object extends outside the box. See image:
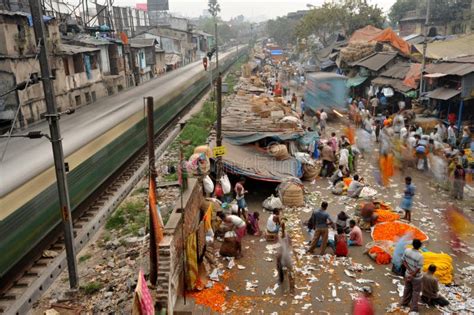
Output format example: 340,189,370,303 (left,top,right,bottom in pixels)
29,0,79,288
208,0,220,73
216,74,223,179
419,0,431,98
